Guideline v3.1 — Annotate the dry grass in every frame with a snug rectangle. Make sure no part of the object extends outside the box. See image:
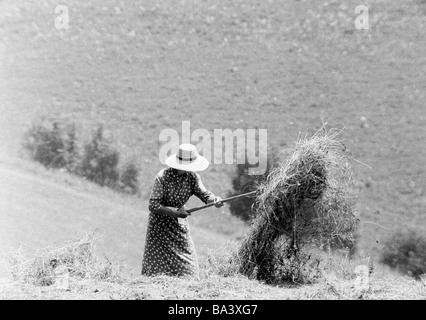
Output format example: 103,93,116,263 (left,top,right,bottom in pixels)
1,235,425,300
237,128,359,283
204,242,242,278
2,269,424,300
7,233,123,287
